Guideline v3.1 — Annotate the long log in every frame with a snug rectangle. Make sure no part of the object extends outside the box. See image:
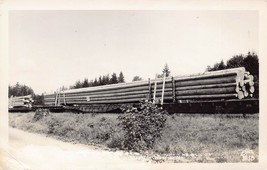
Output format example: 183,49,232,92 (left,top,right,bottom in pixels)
10,95,32,99
62,85,149,97
173,67,245,82
175,75,239,87
58,90,150,99
64,80,150,95
65,98,143,104
43,83,158,100
65,96,174,104
57,92,173,103
81,93,148,101
175,82,238,91
151,88,173,93
151,83,173,89
176,86,239,96
175,93,239,100
62,94,148,102
63,89,160,101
